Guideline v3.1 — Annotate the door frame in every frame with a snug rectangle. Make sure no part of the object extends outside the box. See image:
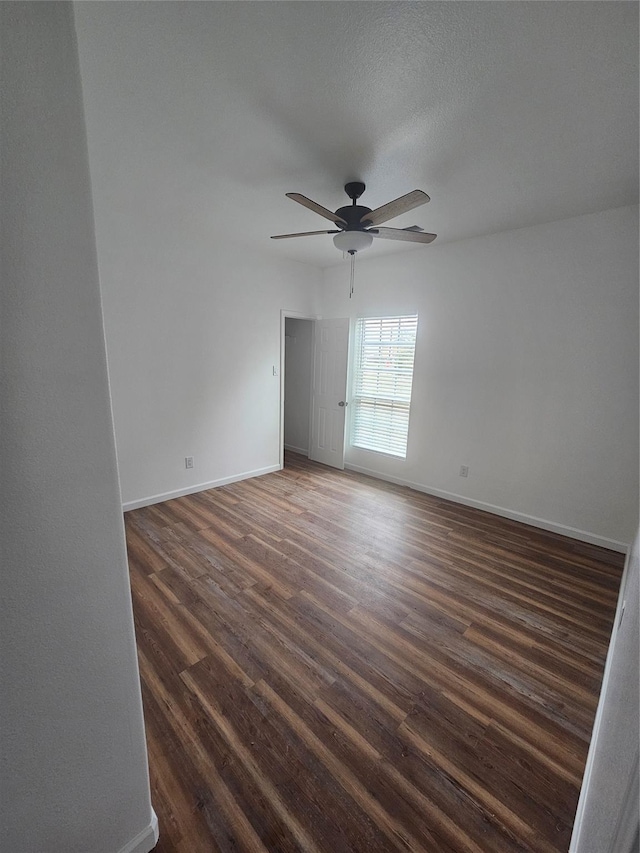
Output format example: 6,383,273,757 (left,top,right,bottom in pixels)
279,309,319,470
